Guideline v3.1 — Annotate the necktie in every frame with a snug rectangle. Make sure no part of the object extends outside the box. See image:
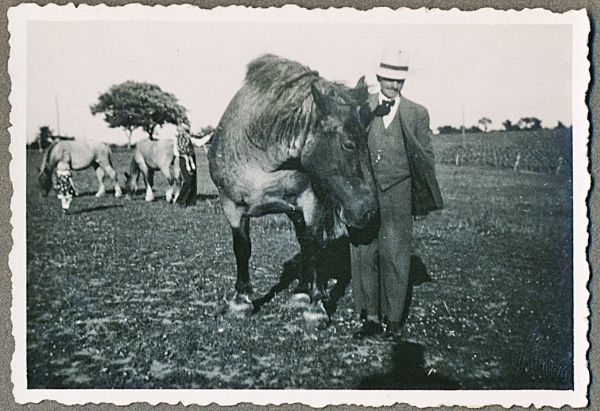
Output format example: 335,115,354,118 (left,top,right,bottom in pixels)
373,99,395,117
